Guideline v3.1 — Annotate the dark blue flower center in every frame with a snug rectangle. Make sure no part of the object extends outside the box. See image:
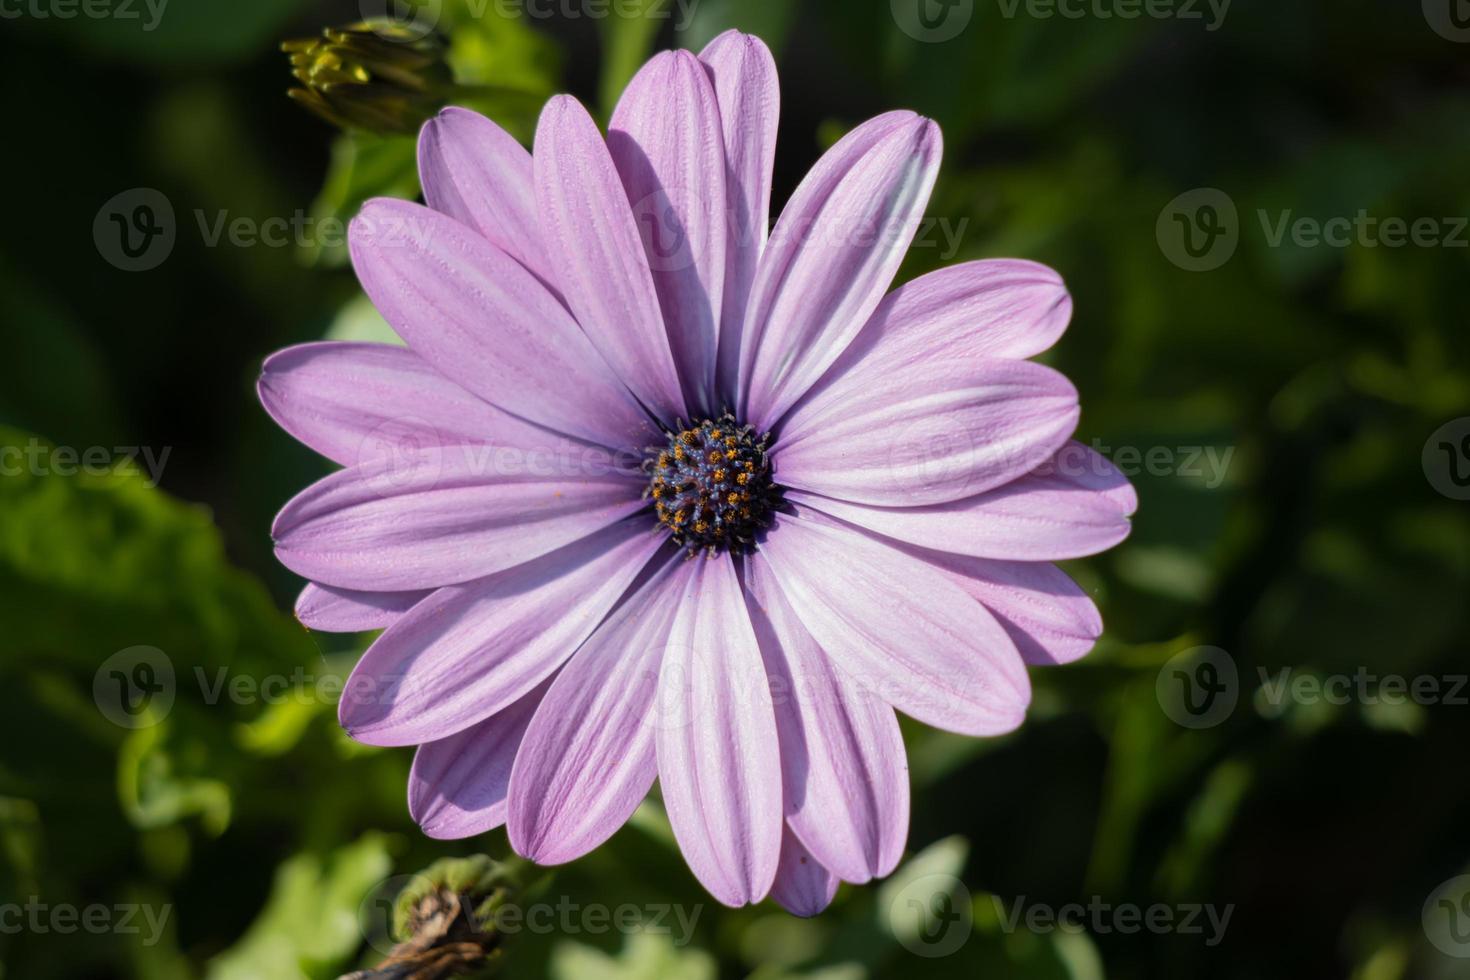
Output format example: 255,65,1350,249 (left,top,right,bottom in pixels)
645,414,779,555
